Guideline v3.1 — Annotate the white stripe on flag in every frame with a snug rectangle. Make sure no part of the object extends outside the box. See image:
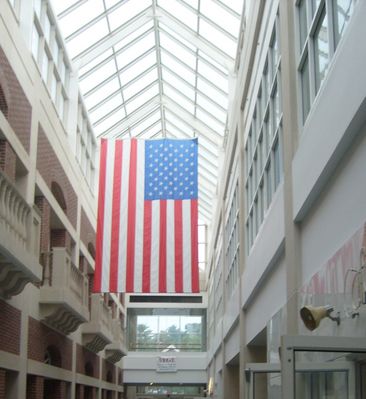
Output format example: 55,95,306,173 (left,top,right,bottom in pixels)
101,140,115,292
118,139,131,292
134,141,145,292
166,199,175,292
150,200,160,292
182,199,192,292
